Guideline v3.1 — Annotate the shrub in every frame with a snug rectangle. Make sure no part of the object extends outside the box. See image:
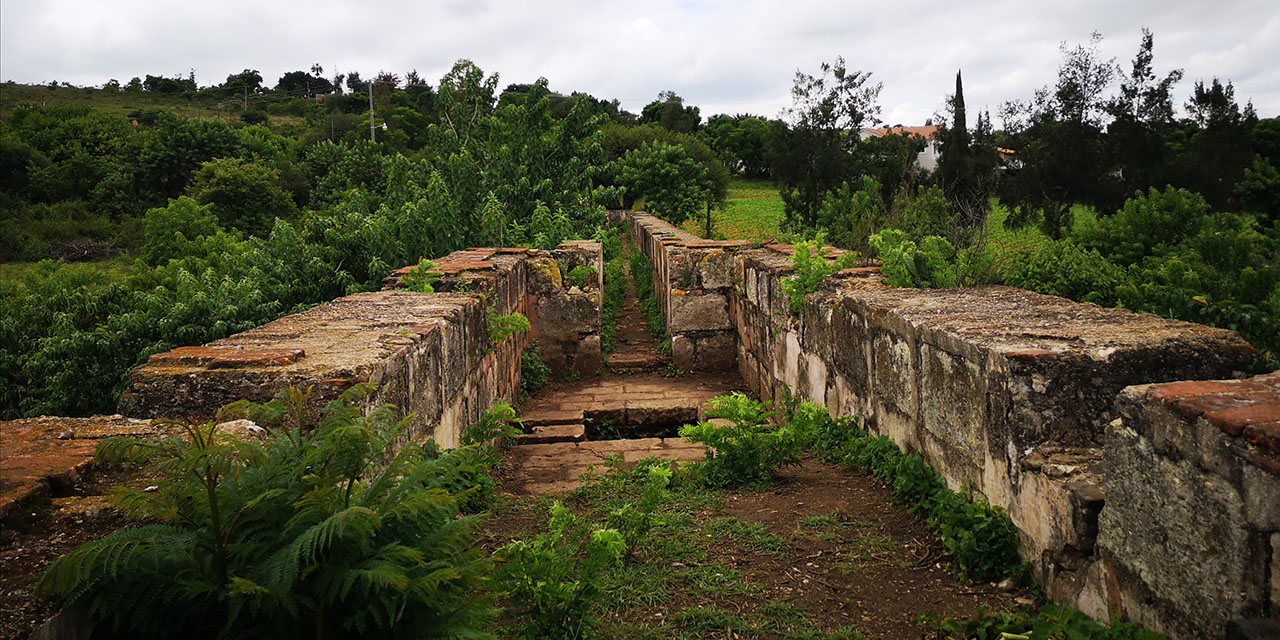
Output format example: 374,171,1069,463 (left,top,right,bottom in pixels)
566,264,596,289
615,141,710,224
679,393,804,487
520,344,552,396
1070,186,1210,265
869,229,958,288
190,157,298,237
780,232,859,314
36,385,495,638
460,402,523,466
494,502,626,639
998,239,1126,305
140,196,226,266
487,310,531,345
